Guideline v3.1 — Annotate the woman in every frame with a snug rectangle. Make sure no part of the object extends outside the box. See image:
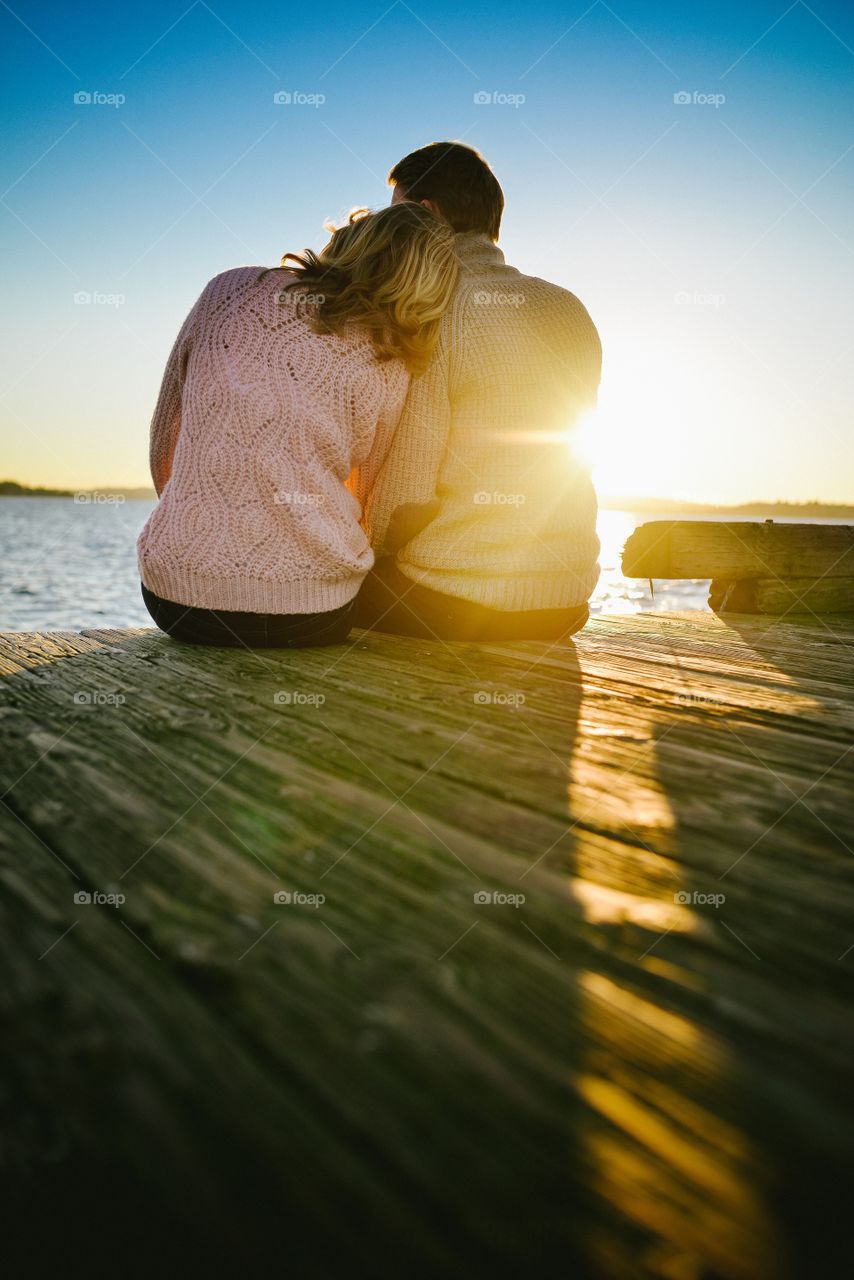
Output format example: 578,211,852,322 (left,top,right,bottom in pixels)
137,204,457,647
